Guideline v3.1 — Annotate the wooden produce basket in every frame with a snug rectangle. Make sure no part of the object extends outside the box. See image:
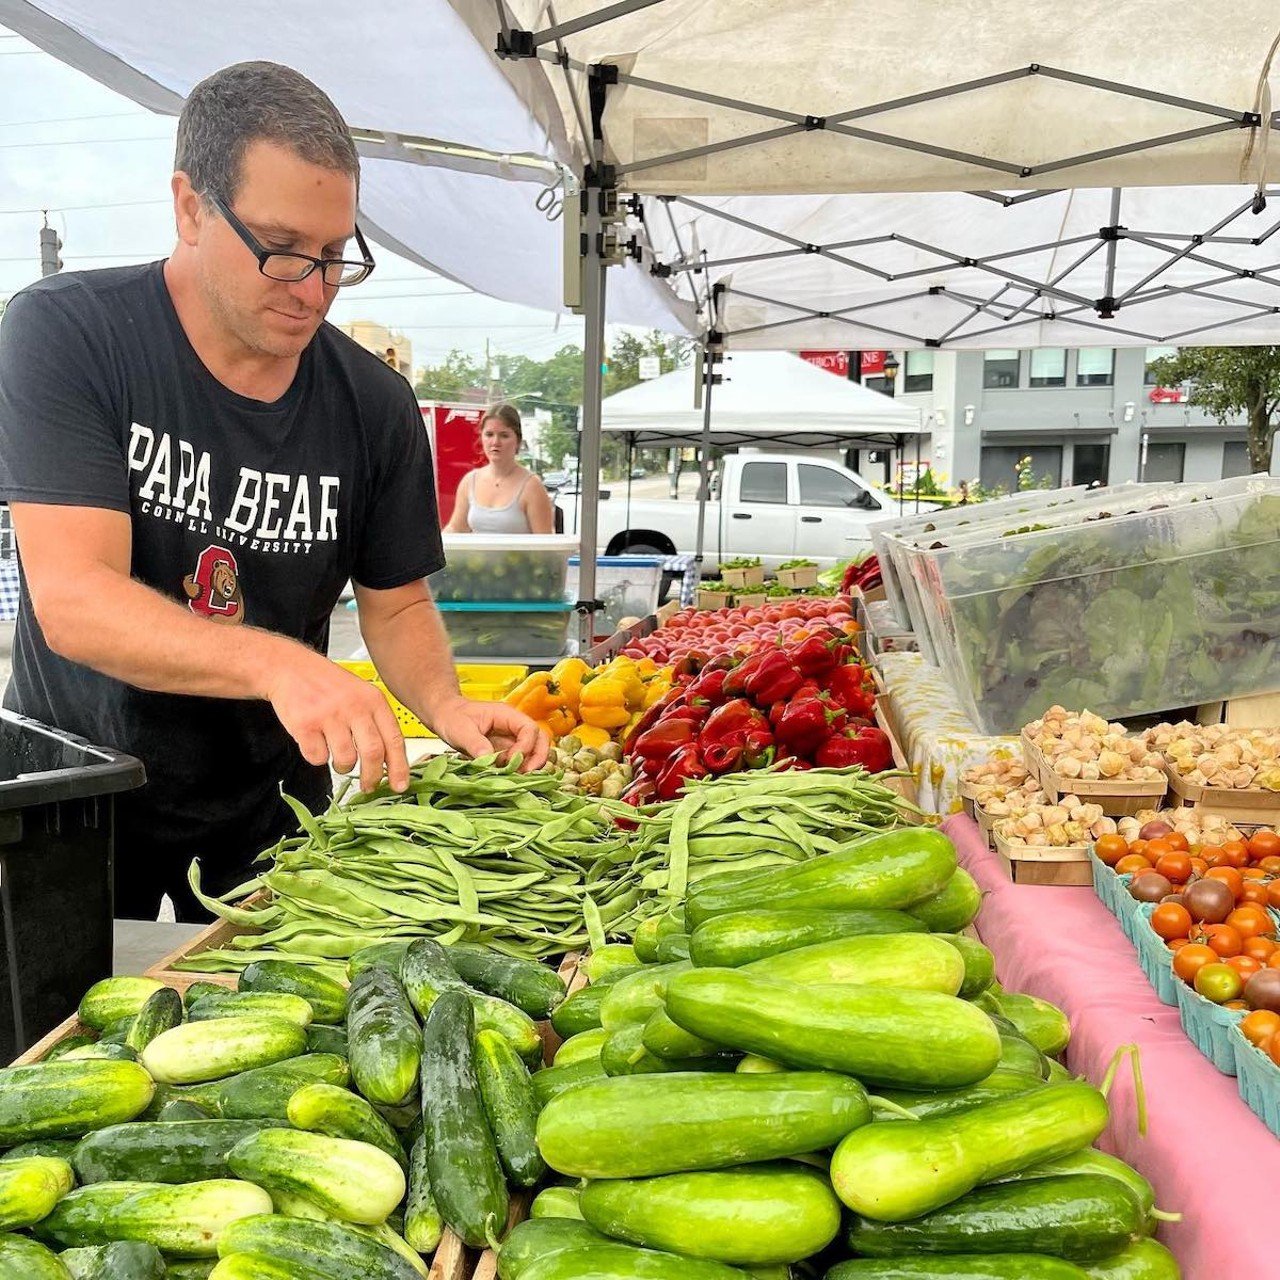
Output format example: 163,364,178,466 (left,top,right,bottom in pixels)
777,565,819,590
974,802,1002,849
734,592,768,609
1164,770,1280,827
696,588,732,611
721,564,765,590
993,825,1092,886
1020,731,1167,817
